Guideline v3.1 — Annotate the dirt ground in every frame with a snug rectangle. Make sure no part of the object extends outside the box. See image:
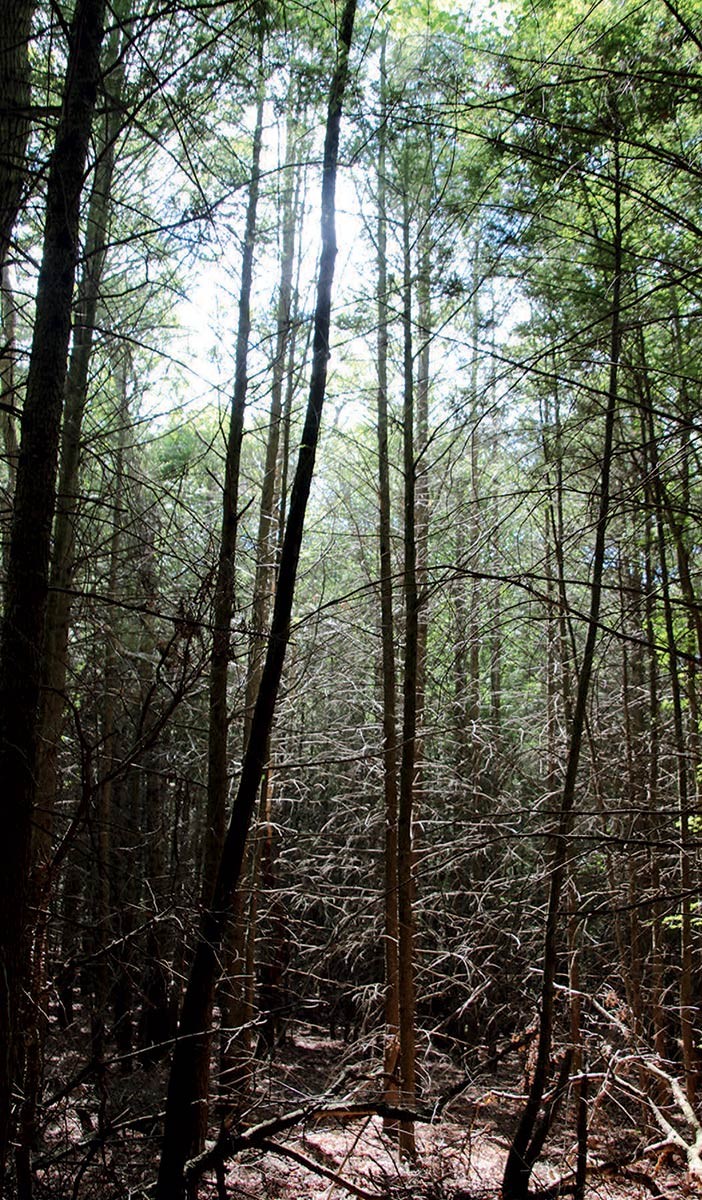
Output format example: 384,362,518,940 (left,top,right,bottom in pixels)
32,1024,702,1199
216,1031,702,1200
